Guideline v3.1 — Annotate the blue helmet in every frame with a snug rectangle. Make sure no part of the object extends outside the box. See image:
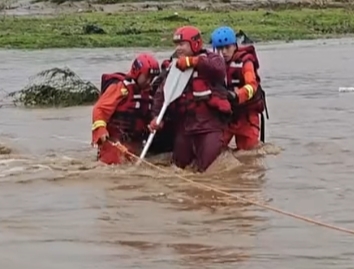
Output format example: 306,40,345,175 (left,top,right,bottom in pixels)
210,26,237,48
